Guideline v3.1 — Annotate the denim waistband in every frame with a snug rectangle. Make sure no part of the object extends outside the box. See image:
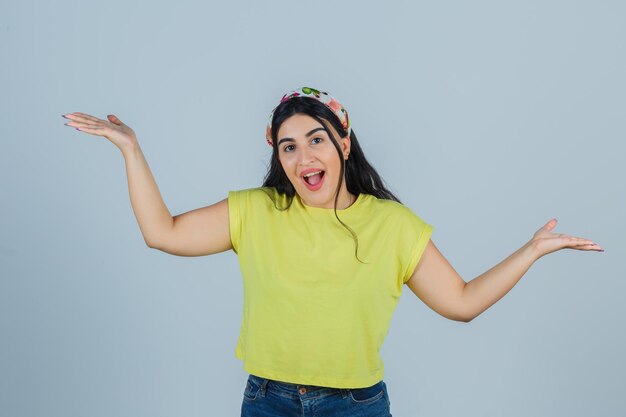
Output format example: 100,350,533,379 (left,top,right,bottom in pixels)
248,373,382,400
